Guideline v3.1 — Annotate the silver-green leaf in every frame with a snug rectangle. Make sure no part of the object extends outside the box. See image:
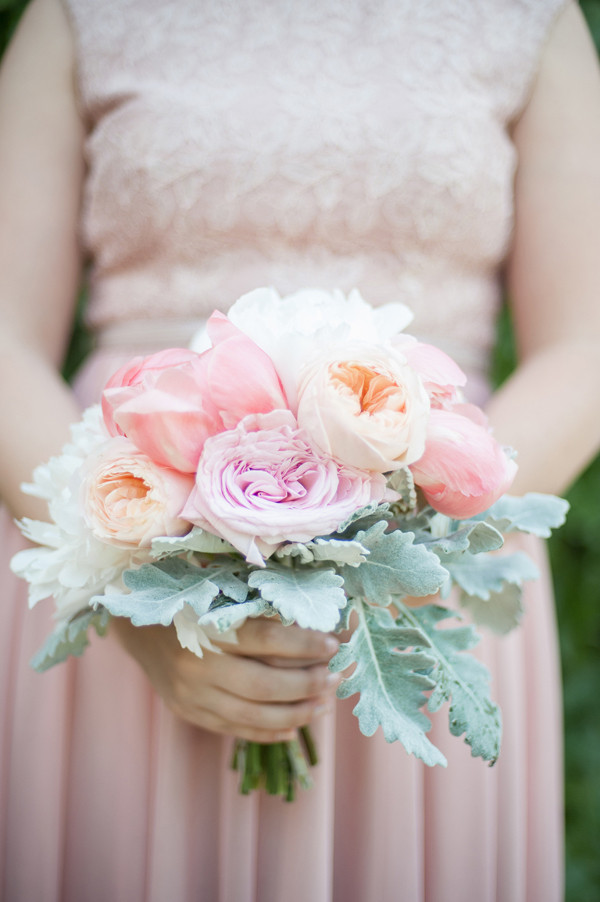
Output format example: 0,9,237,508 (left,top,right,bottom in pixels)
387,467,417,512
336,502,392,535
306,537,369,567
201,597,272,633
420,521,504,557
98,559,220,626
445,551,538,601
275,543,315,564
460,582,525,635
475,492,569,538
329,600,446,766
276,536,370,567
150,527,236,557
395,603,502,762
341,521,448,602
31,606,111,672
248,565,346,631
202,561,249,603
